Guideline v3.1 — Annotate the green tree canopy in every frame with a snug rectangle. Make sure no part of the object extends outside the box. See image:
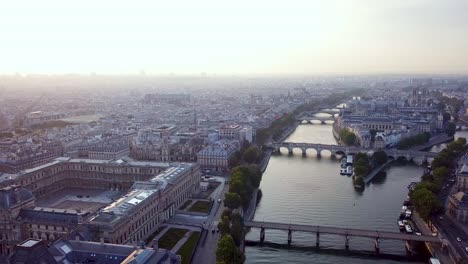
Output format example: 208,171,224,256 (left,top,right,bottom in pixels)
410,187,440,220
339,129,356,146
372,150,388,165
354,165,369,177
224,192,241,210
216,234,243,264
243,146,259,164
218,216,231,235
354,176,365,187
230,212,244,246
